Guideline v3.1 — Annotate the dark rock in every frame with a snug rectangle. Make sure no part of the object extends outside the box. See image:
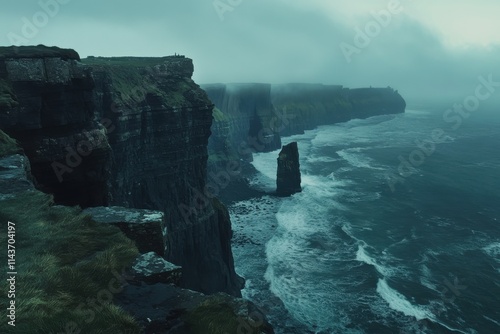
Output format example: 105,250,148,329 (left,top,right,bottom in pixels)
115,282,275,334
0,47,111,207
276,142,301,196
88,57,243,297
129,252,182,285
83,206,167,257
167,197,244,297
